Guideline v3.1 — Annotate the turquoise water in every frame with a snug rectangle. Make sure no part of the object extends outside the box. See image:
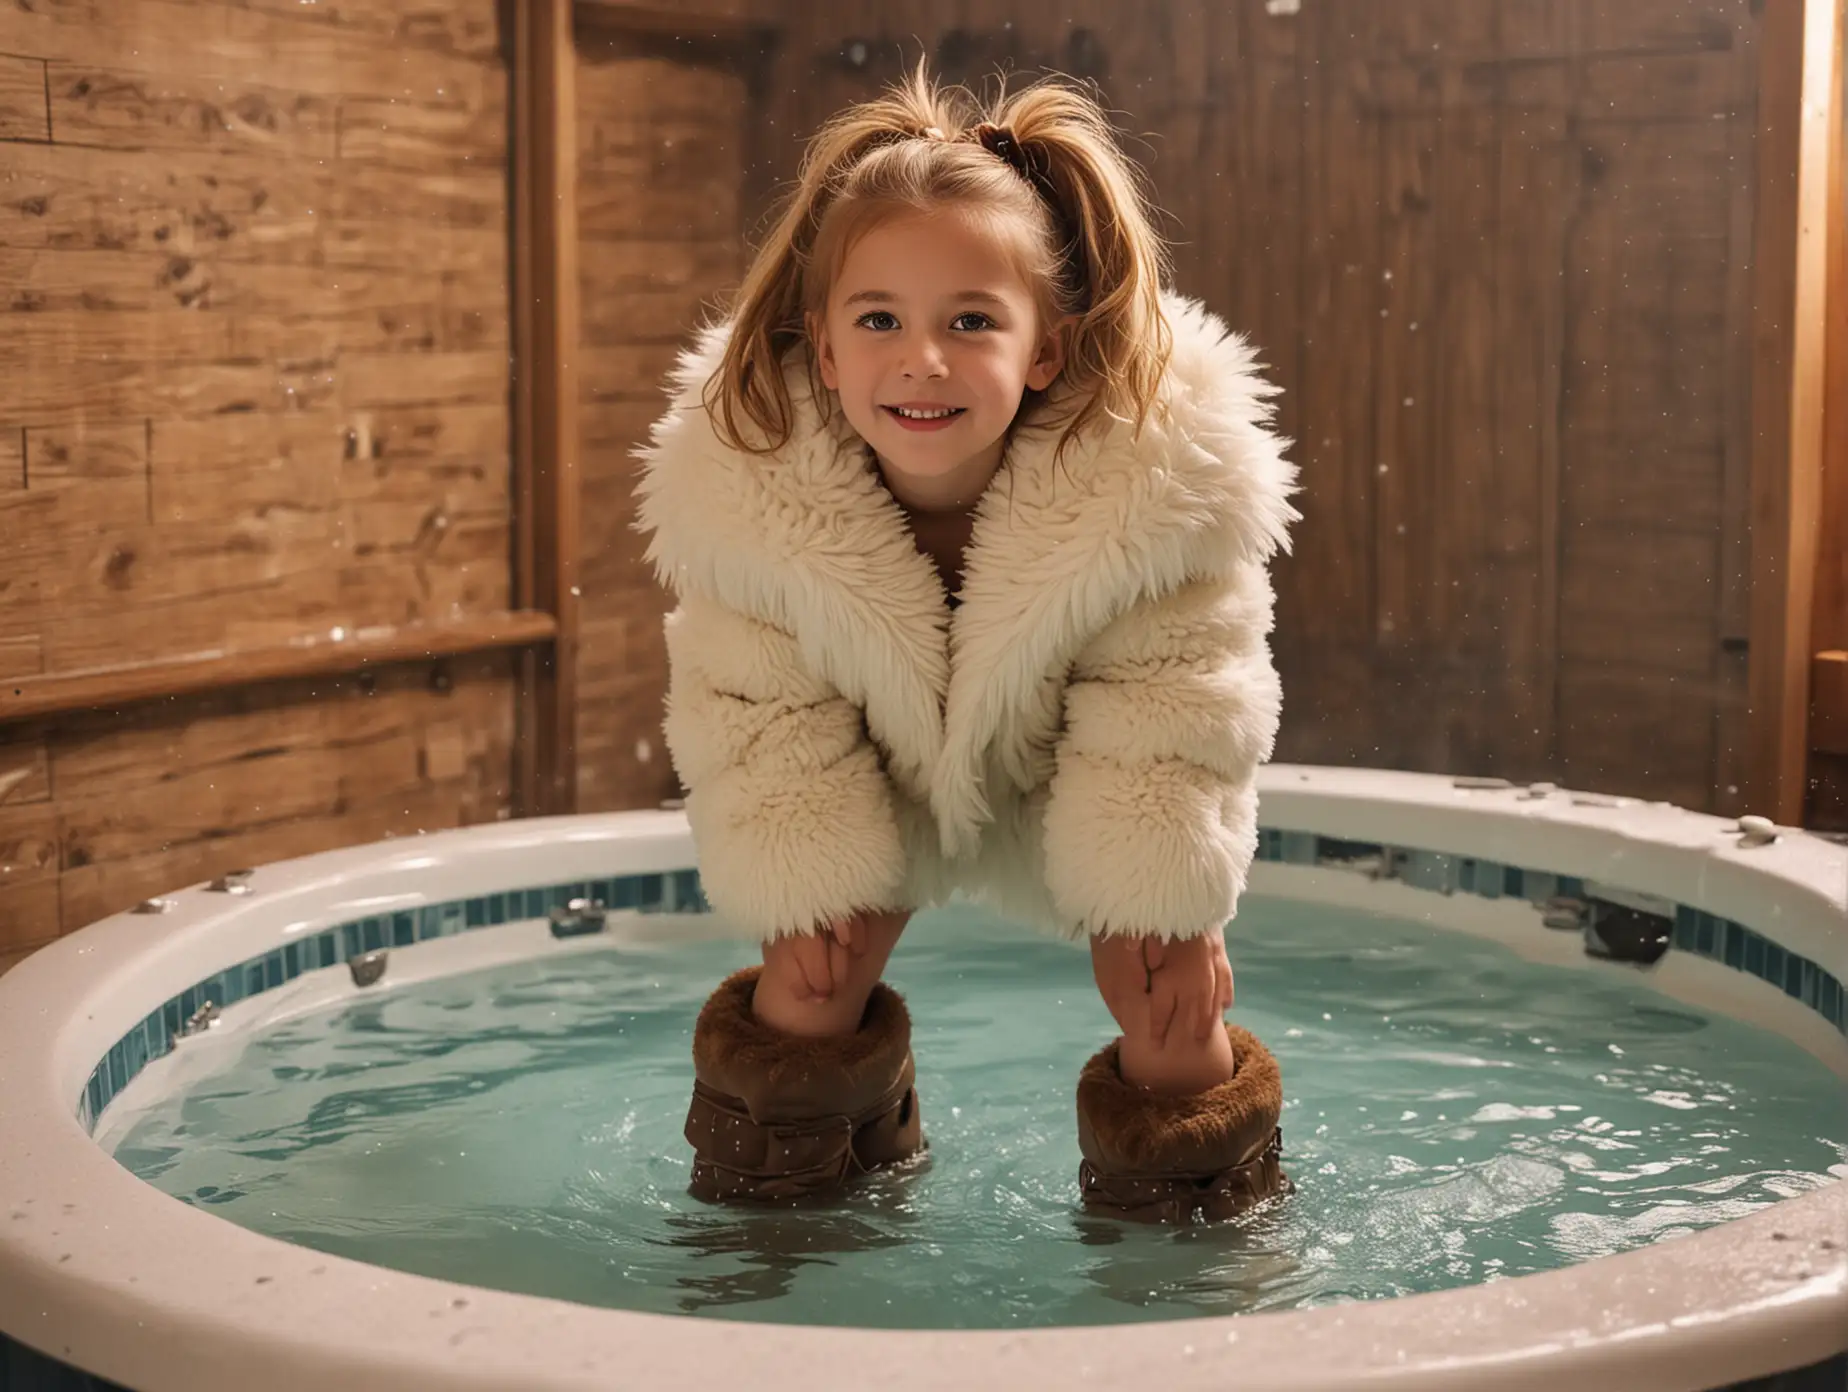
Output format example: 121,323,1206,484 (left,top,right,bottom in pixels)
111,899,1847,1328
